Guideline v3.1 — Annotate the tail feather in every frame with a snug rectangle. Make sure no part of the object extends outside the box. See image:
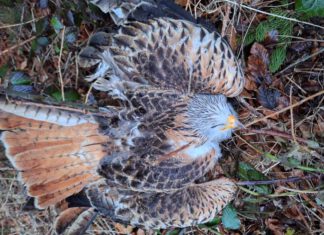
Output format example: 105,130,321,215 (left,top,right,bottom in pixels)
0,99,108,209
